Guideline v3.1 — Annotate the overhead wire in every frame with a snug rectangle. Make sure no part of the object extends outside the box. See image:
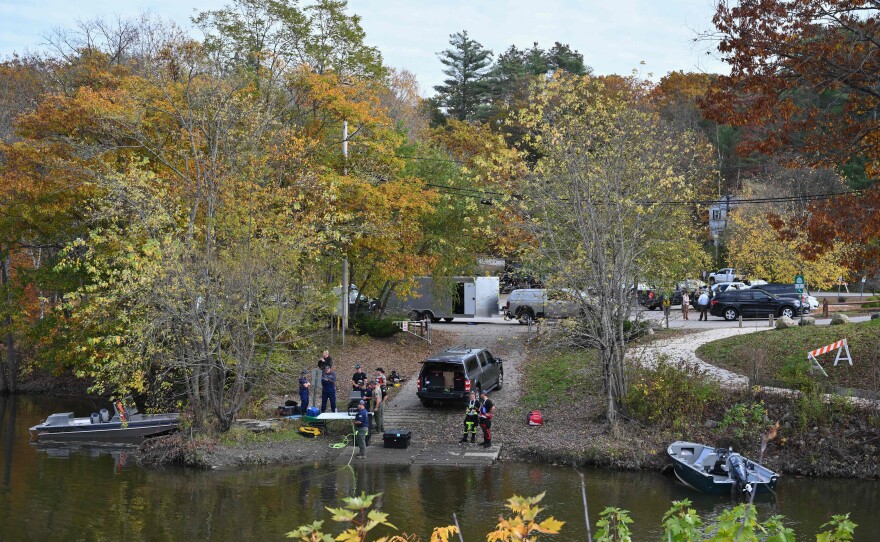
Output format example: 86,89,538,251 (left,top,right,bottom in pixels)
372,150,871,206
